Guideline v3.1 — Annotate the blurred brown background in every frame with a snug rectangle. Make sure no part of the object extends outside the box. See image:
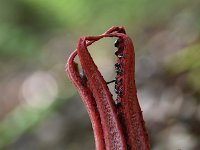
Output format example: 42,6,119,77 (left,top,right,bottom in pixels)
0,0,200,150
